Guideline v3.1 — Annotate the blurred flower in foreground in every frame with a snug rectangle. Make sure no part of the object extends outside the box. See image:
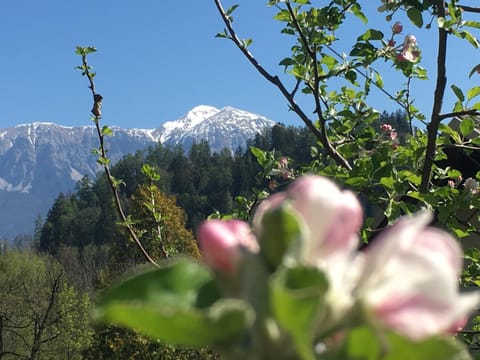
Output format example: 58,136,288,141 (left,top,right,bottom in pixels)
354,212,480,339
197,219,258,274
197,175,480,340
